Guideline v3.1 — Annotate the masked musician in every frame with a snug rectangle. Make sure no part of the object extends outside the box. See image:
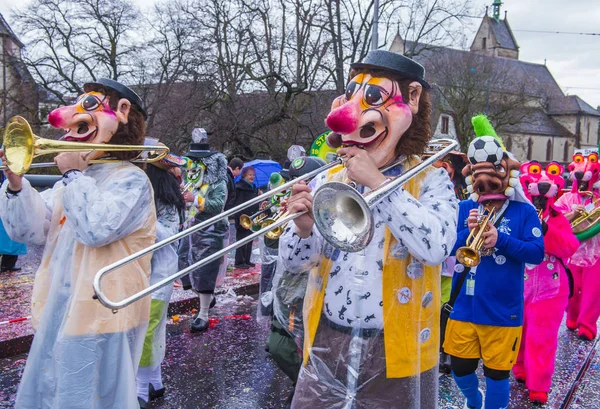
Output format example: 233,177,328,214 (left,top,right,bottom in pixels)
136,150,186,408
280,50,458,408
268,156,326,405
0,79,155,409
513,161,579,404
257,171,287,319
554,151,600,341
178,128,228,333
444,115,544,409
